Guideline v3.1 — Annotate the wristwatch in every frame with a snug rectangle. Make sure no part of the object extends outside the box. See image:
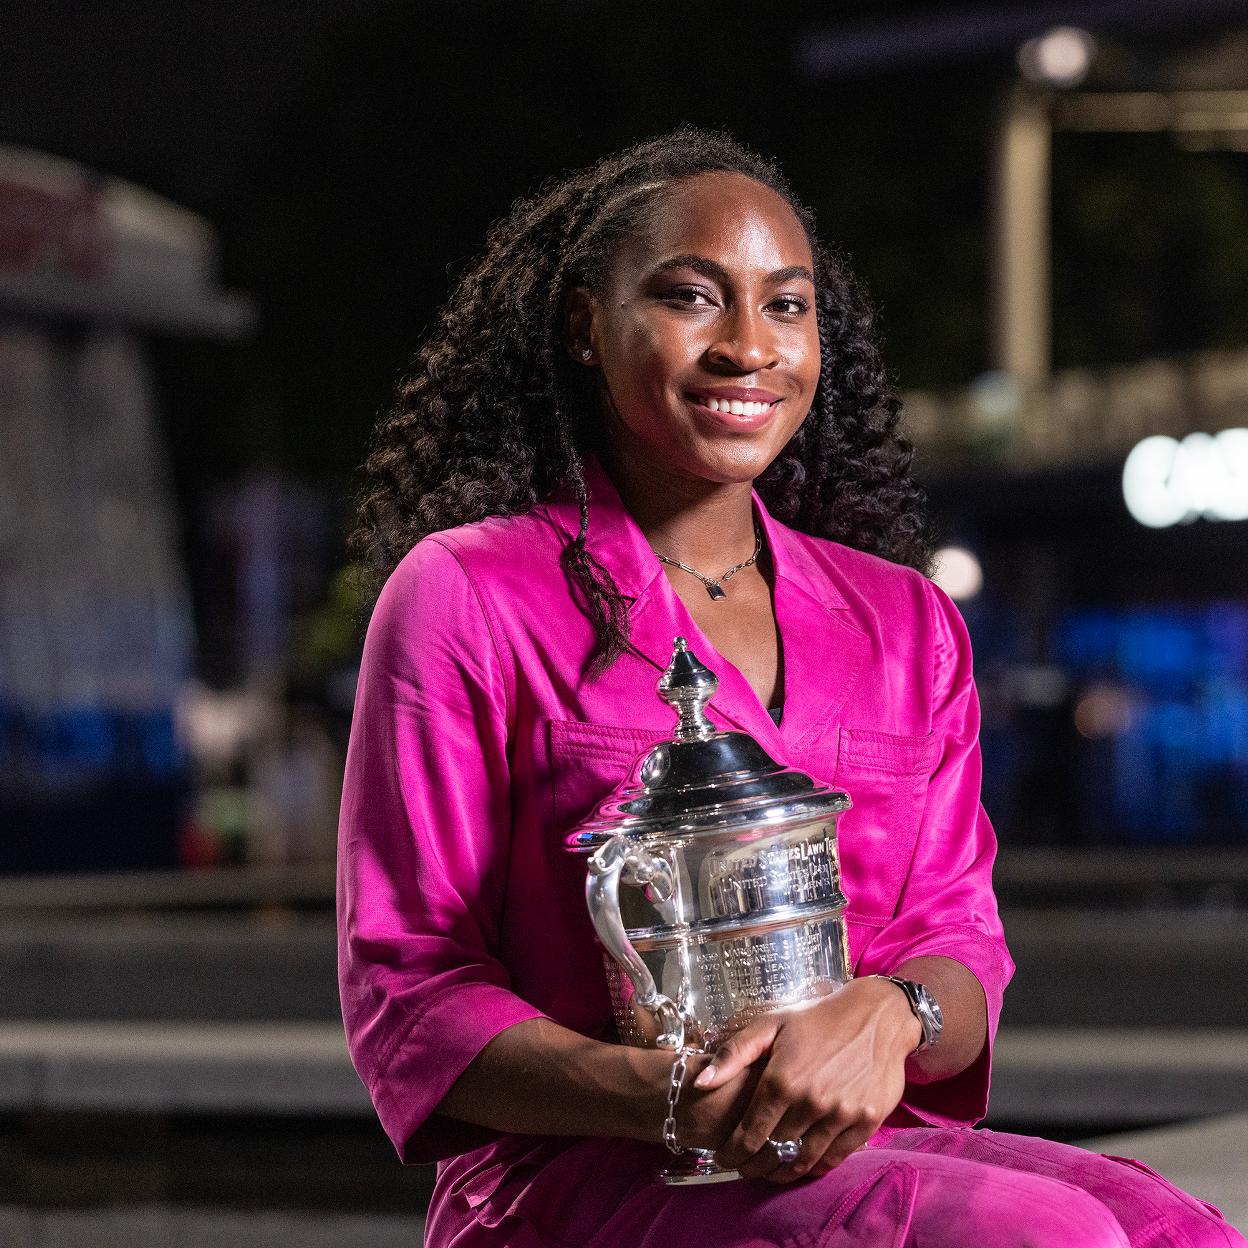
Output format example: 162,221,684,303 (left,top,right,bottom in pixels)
875,975,943,1052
